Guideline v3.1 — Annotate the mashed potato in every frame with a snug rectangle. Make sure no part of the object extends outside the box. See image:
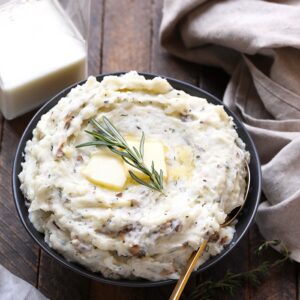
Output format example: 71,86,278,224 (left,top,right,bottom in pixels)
19,71,249,280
